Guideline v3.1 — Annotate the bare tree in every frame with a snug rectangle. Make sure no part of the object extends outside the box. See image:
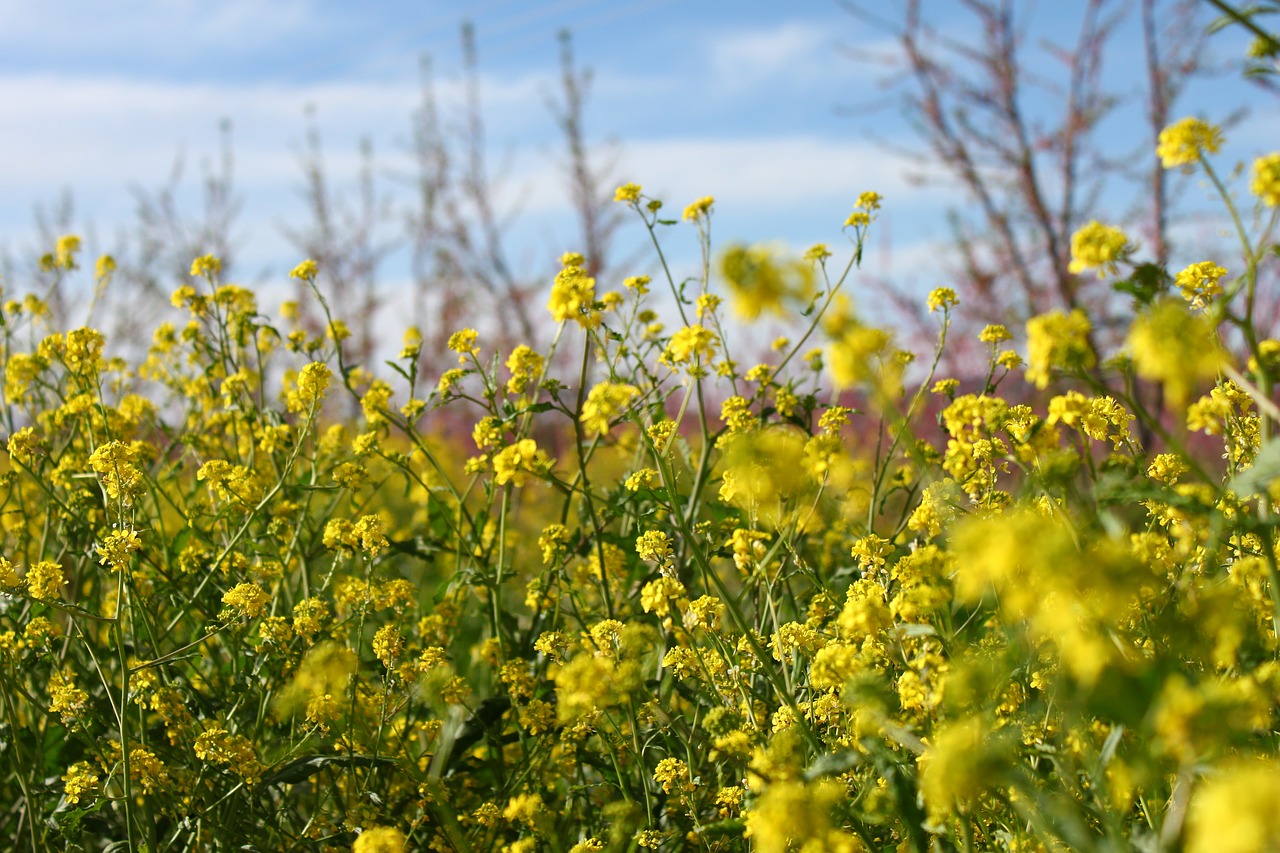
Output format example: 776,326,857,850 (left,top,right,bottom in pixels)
841,0,1213,358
